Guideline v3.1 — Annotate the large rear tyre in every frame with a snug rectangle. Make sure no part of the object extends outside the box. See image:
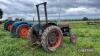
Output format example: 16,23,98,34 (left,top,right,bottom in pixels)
41,26,63,52
7,23,13,31
4,21,13,31
16,24,30,38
